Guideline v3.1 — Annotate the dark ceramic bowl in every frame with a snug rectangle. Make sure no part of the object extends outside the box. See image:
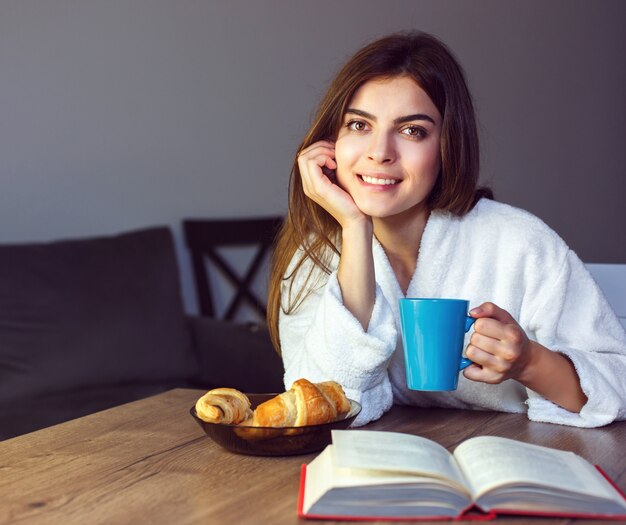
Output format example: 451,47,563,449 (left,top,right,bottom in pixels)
190,393,361,456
